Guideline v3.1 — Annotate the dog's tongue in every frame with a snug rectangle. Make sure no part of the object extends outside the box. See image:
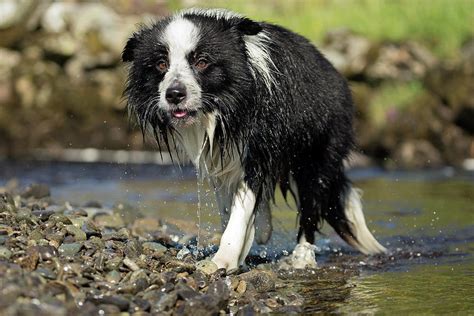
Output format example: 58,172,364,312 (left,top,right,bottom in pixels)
173,110,188,118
